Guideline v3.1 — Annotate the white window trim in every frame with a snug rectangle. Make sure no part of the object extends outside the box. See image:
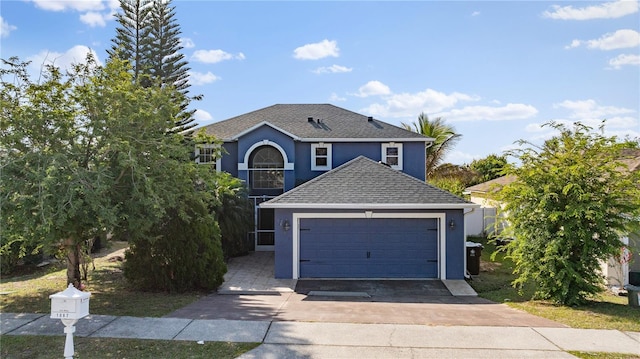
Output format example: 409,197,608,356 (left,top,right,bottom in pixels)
238,140,294,171
195,144,221,170
311,143,332,171
381,142,403,170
